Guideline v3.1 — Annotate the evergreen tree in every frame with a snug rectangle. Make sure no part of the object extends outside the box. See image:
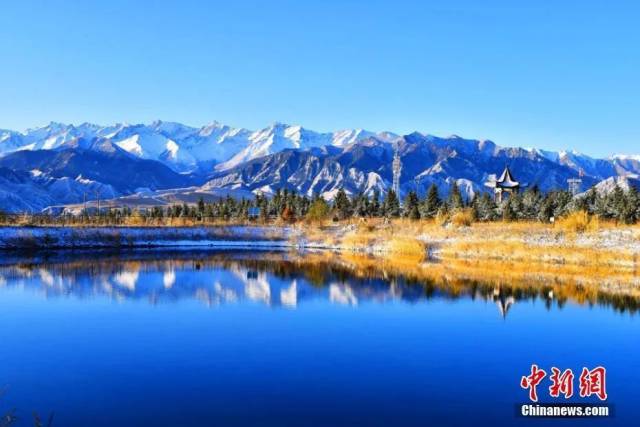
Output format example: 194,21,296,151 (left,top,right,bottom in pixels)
197,197,205,216
521,186,542,220
552,191,573,218
204,203,214,220
447,182,464,211
383,189,401,218
370,189,381,217
403,190,420,219
353,192,369,217
508,192,524,220
621,186,639,224
307,197,330,221
420,184,441,219
538,193,553,222
333,188,352,220
502,196,516,221
609,184,626,221
474,192,497,221
633,186,640,222
574,187,597,214
594,189,609,219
